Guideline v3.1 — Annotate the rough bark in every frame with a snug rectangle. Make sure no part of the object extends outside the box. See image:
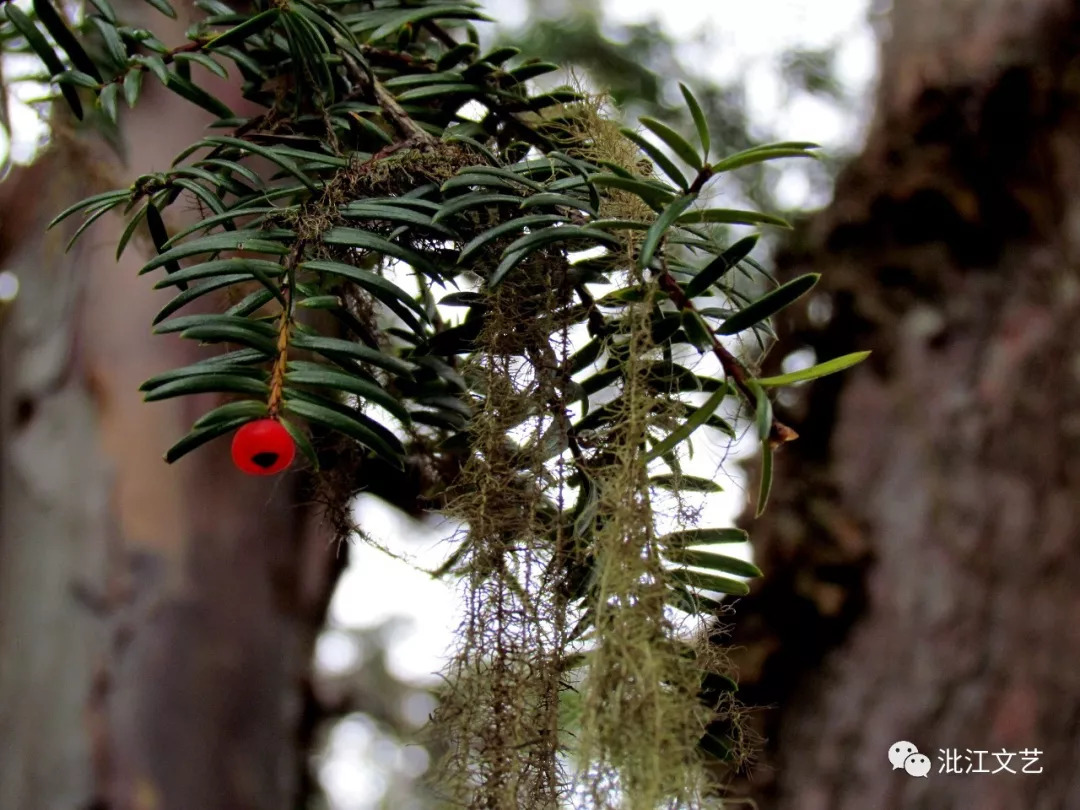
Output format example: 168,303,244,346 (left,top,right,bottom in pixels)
727,0,1080,807
0,25,342,810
